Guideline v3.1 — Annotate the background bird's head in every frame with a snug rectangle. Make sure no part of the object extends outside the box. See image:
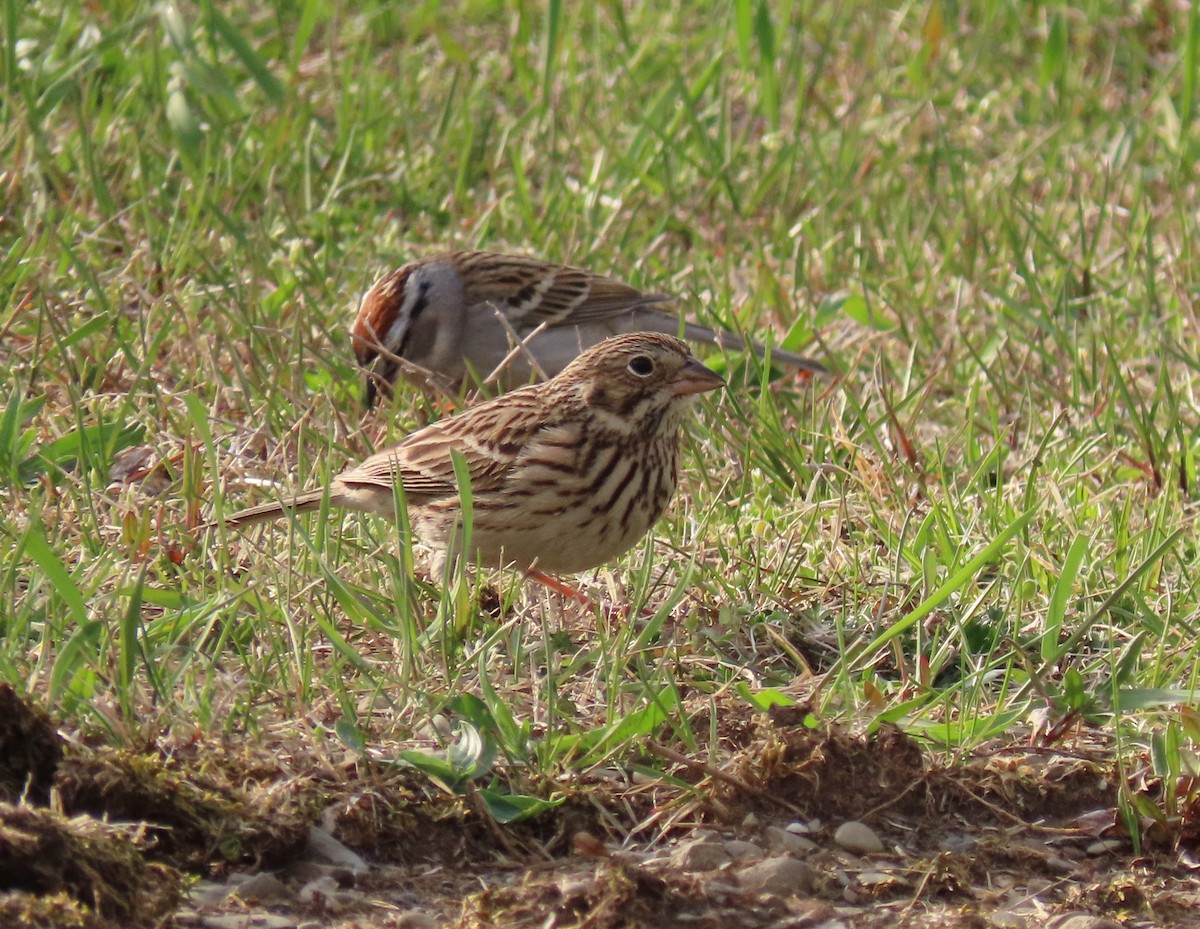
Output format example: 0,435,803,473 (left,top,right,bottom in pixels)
351,257,466,406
